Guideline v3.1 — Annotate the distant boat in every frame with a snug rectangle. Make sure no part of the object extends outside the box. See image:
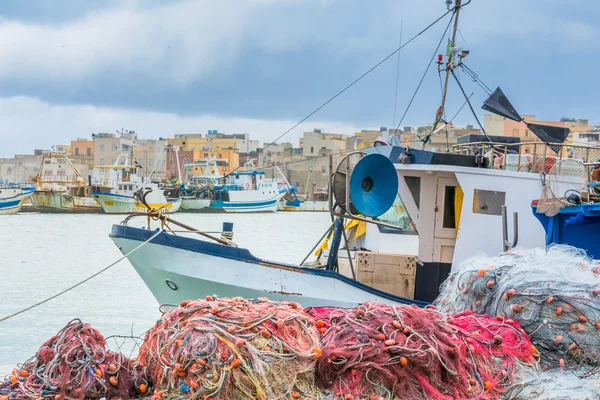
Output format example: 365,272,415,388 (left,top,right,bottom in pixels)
0,184,34,215
279,187,329,212
30,153,104,213
179,159,220,213
92,181,181,214
207,162,290,213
